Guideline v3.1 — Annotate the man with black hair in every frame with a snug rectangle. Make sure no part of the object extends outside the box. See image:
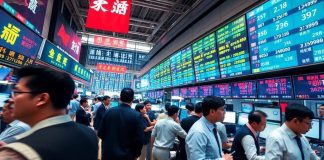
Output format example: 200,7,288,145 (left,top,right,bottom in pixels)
156,102,171,120
76,98,92,126
185,103,195,115
265,104,319,160
94,95,110,131
143,100,156,160
231,110,267,160
152,105,187,160
179,102,203,160
0,66,98,160
98,88,145,160
186,96,232,160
